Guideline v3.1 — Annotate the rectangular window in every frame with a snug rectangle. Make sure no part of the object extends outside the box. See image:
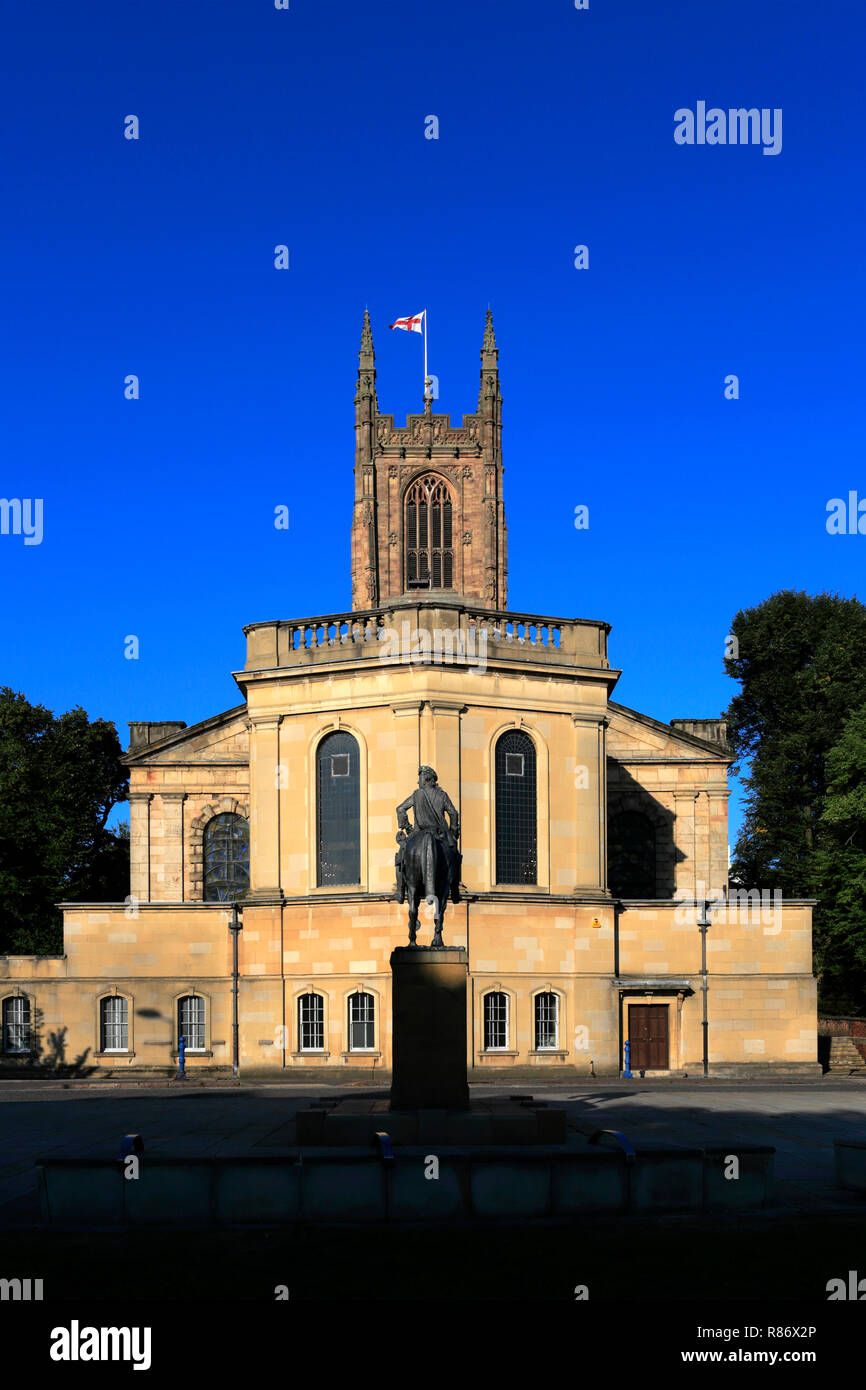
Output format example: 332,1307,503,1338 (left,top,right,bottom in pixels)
535,993,559,1050
484,993,508,1050
348,993,375,1051
179,996,206,1051
331,754,350,777
4,997,31,1054
505,753,524,776
299,994,324,1051
102,996,128,1052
